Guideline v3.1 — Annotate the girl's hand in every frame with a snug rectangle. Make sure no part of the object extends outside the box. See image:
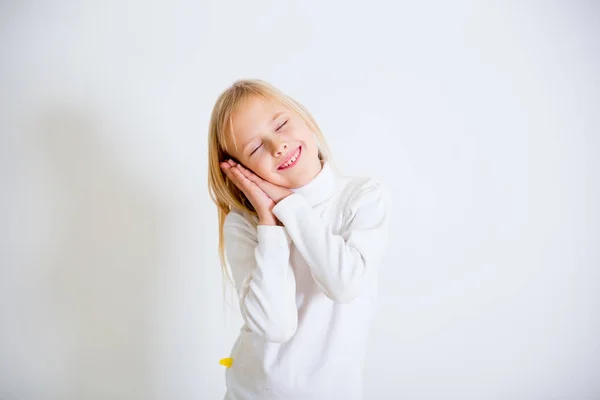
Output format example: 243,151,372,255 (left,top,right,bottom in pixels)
226,160,293,203
220,160,278,225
